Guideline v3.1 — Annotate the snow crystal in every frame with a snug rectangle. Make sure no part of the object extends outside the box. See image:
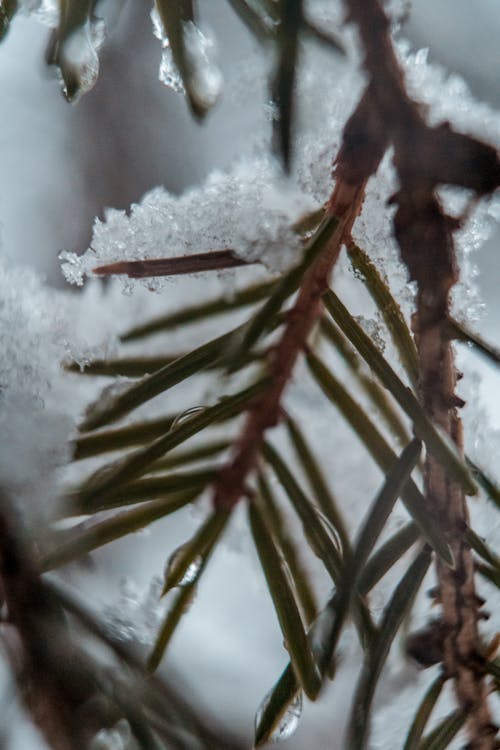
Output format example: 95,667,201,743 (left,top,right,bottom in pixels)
60,160,315,287
0,261,75,519
150,6,185,94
